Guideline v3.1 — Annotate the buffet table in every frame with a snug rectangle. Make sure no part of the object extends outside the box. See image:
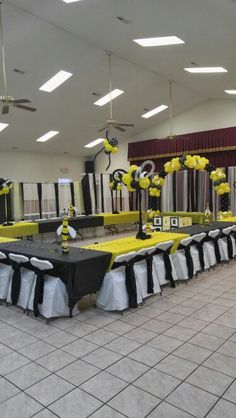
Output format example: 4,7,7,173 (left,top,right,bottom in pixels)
83,231,189,267
0,240,111,315
167,221,236,235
